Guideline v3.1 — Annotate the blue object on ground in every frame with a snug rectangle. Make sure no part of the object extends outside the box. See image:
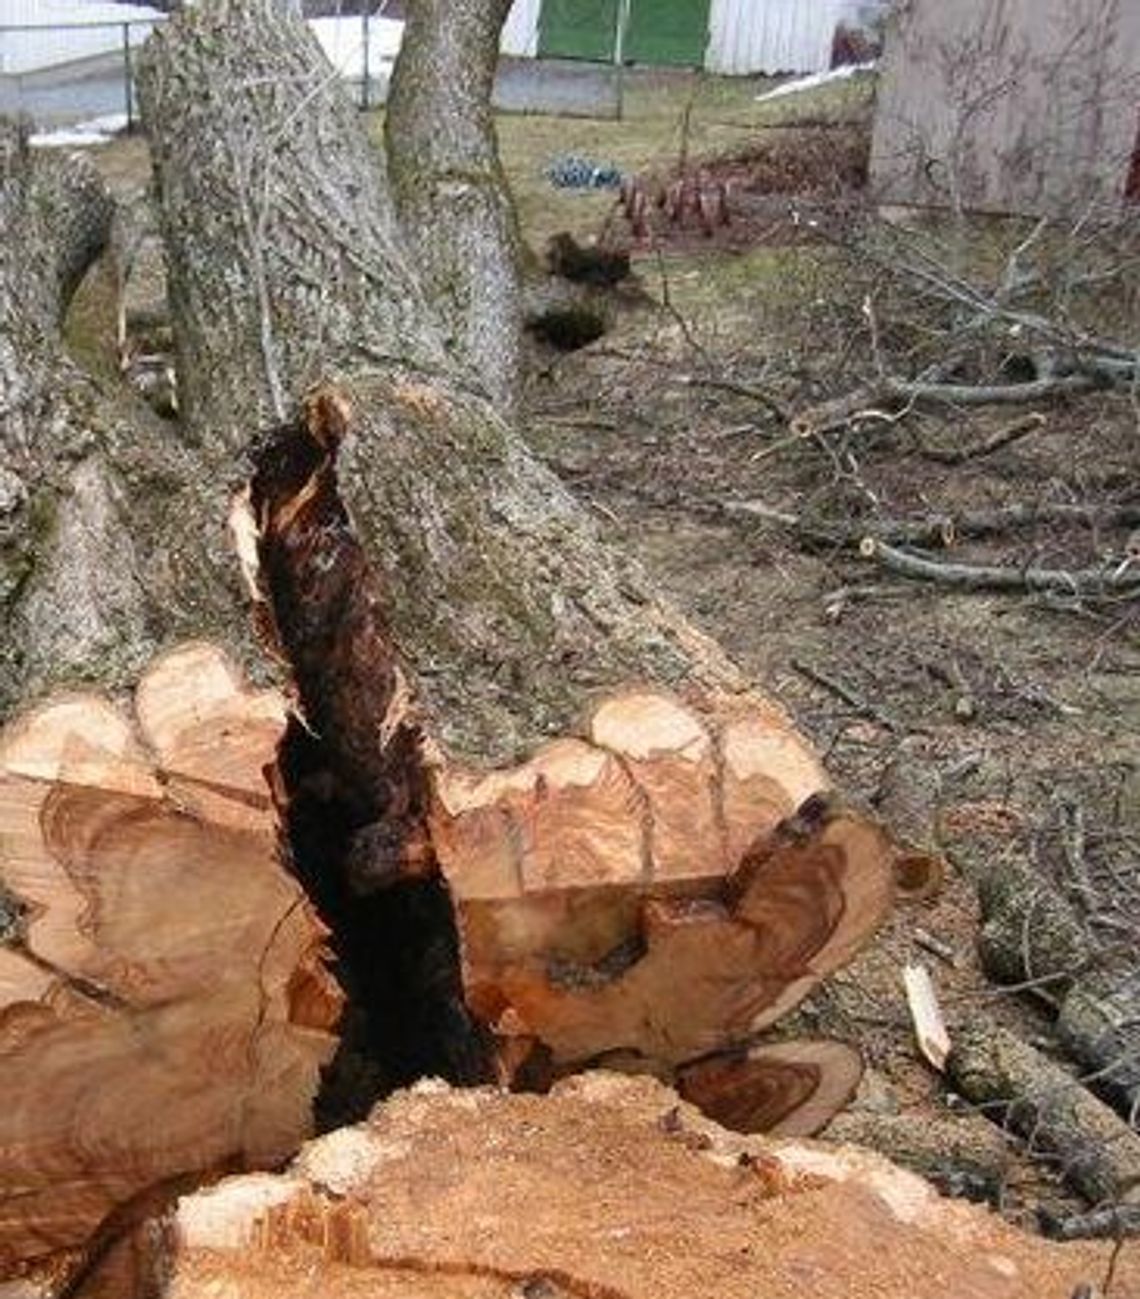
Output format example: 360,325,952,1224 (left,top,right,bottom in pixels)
545,154,624,189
